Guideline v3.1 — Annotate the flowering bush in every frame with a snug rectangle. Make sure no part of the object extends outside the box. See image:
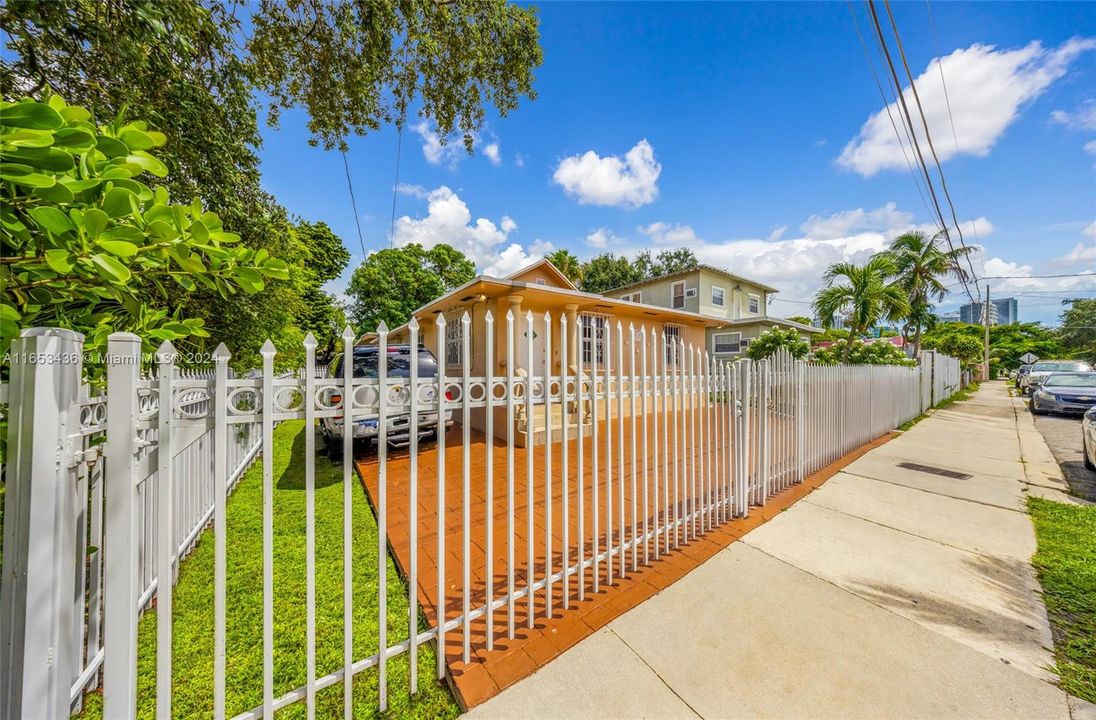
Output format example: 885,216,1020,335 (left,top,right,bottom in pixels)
812,339,914,366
